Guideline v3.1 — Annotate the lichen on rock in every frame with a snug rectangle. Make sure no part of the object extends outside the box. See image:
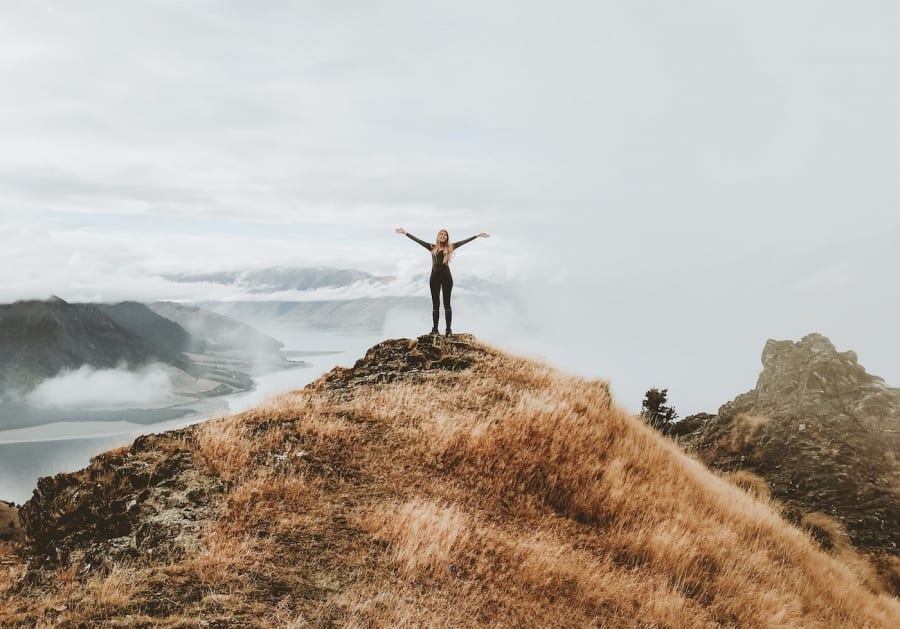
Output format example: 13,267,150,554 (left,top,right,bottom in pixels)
18,429,224,573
